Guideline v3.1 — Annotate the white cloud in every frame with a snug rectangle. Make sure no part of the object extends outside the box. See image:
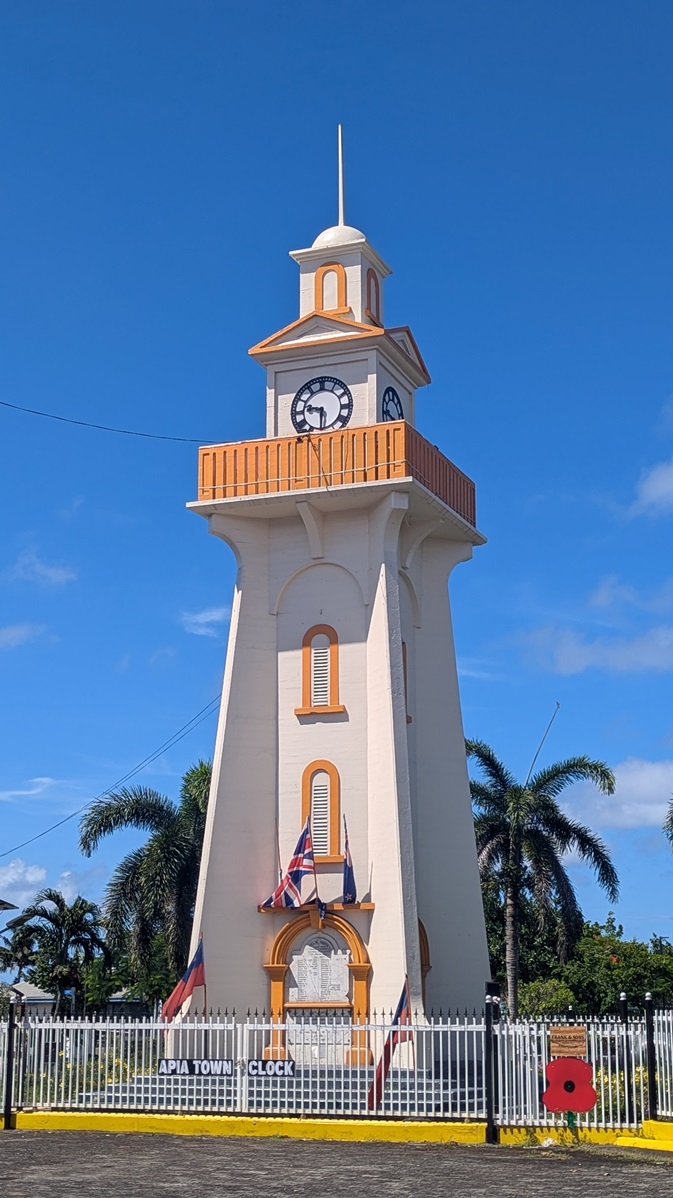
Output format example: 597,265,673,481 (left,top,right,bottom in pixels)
589,575,673,614
57,496,84,520
631,455,673,516
149,646,177,665
3,549,77,586
0,777,58,802
522,624,673,674
179,605,231,637
55,866,106,904
566,758,673,829
0,858,47,908
0,623,46,649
